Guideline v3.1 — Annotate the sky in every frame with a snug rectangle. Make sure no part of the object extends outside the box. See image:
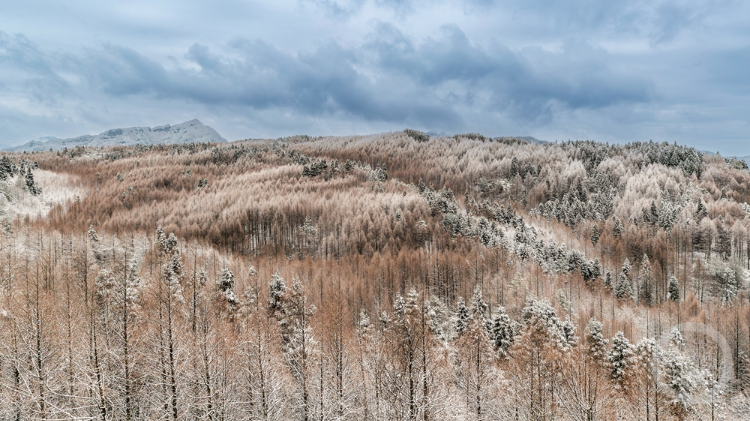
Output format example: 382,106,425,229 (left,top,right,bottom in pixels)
0,1,749,155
